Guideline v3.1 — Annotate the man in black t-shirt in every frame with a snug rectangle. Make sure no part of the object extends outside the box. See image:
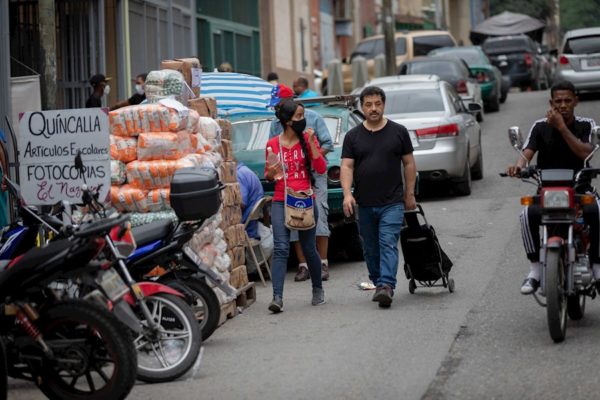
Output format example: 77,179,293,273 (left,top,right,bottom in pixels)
341,86,417,308
85,74,110,108
507,80,599,295
111,73,147,110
